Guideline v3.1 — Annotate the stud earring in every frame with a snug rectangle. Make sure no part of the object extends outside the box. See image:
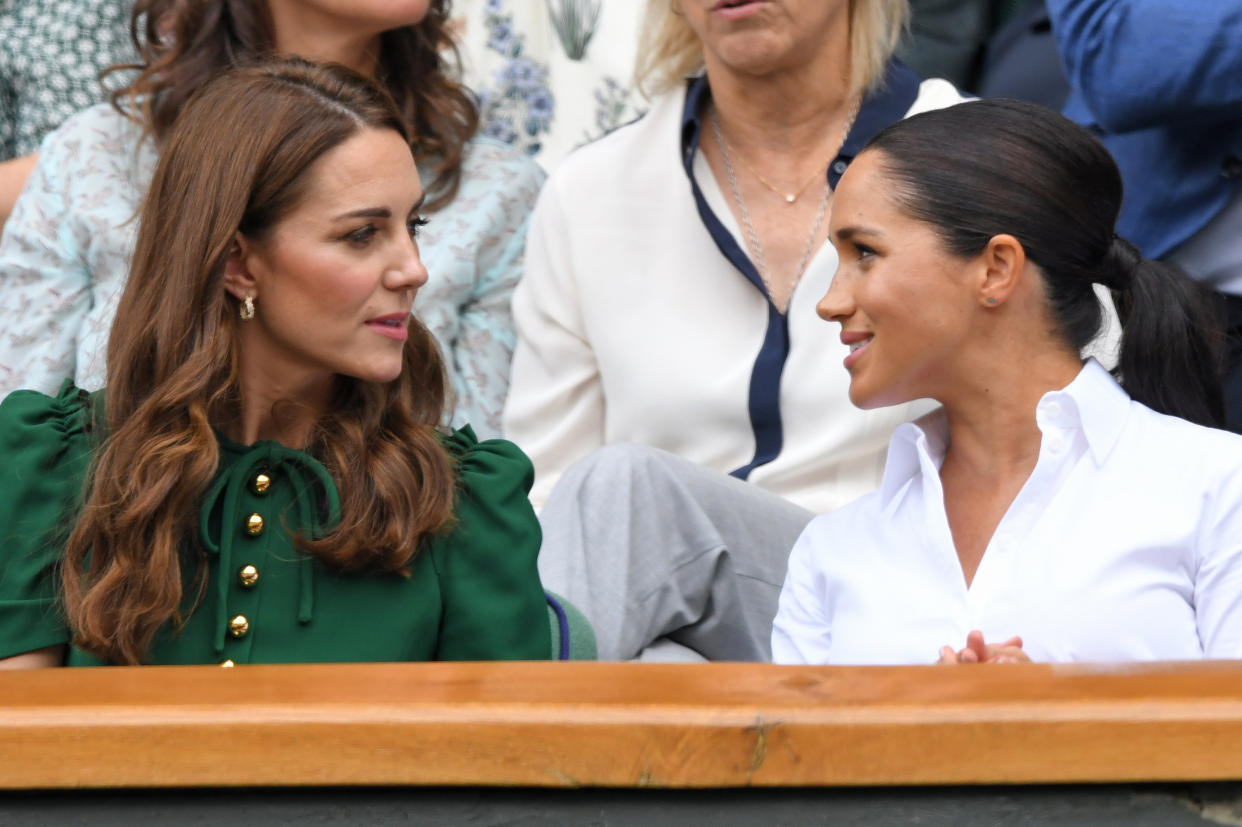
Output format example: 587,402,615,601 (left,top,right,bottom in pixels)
240,295,256,320
986,298,998,305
